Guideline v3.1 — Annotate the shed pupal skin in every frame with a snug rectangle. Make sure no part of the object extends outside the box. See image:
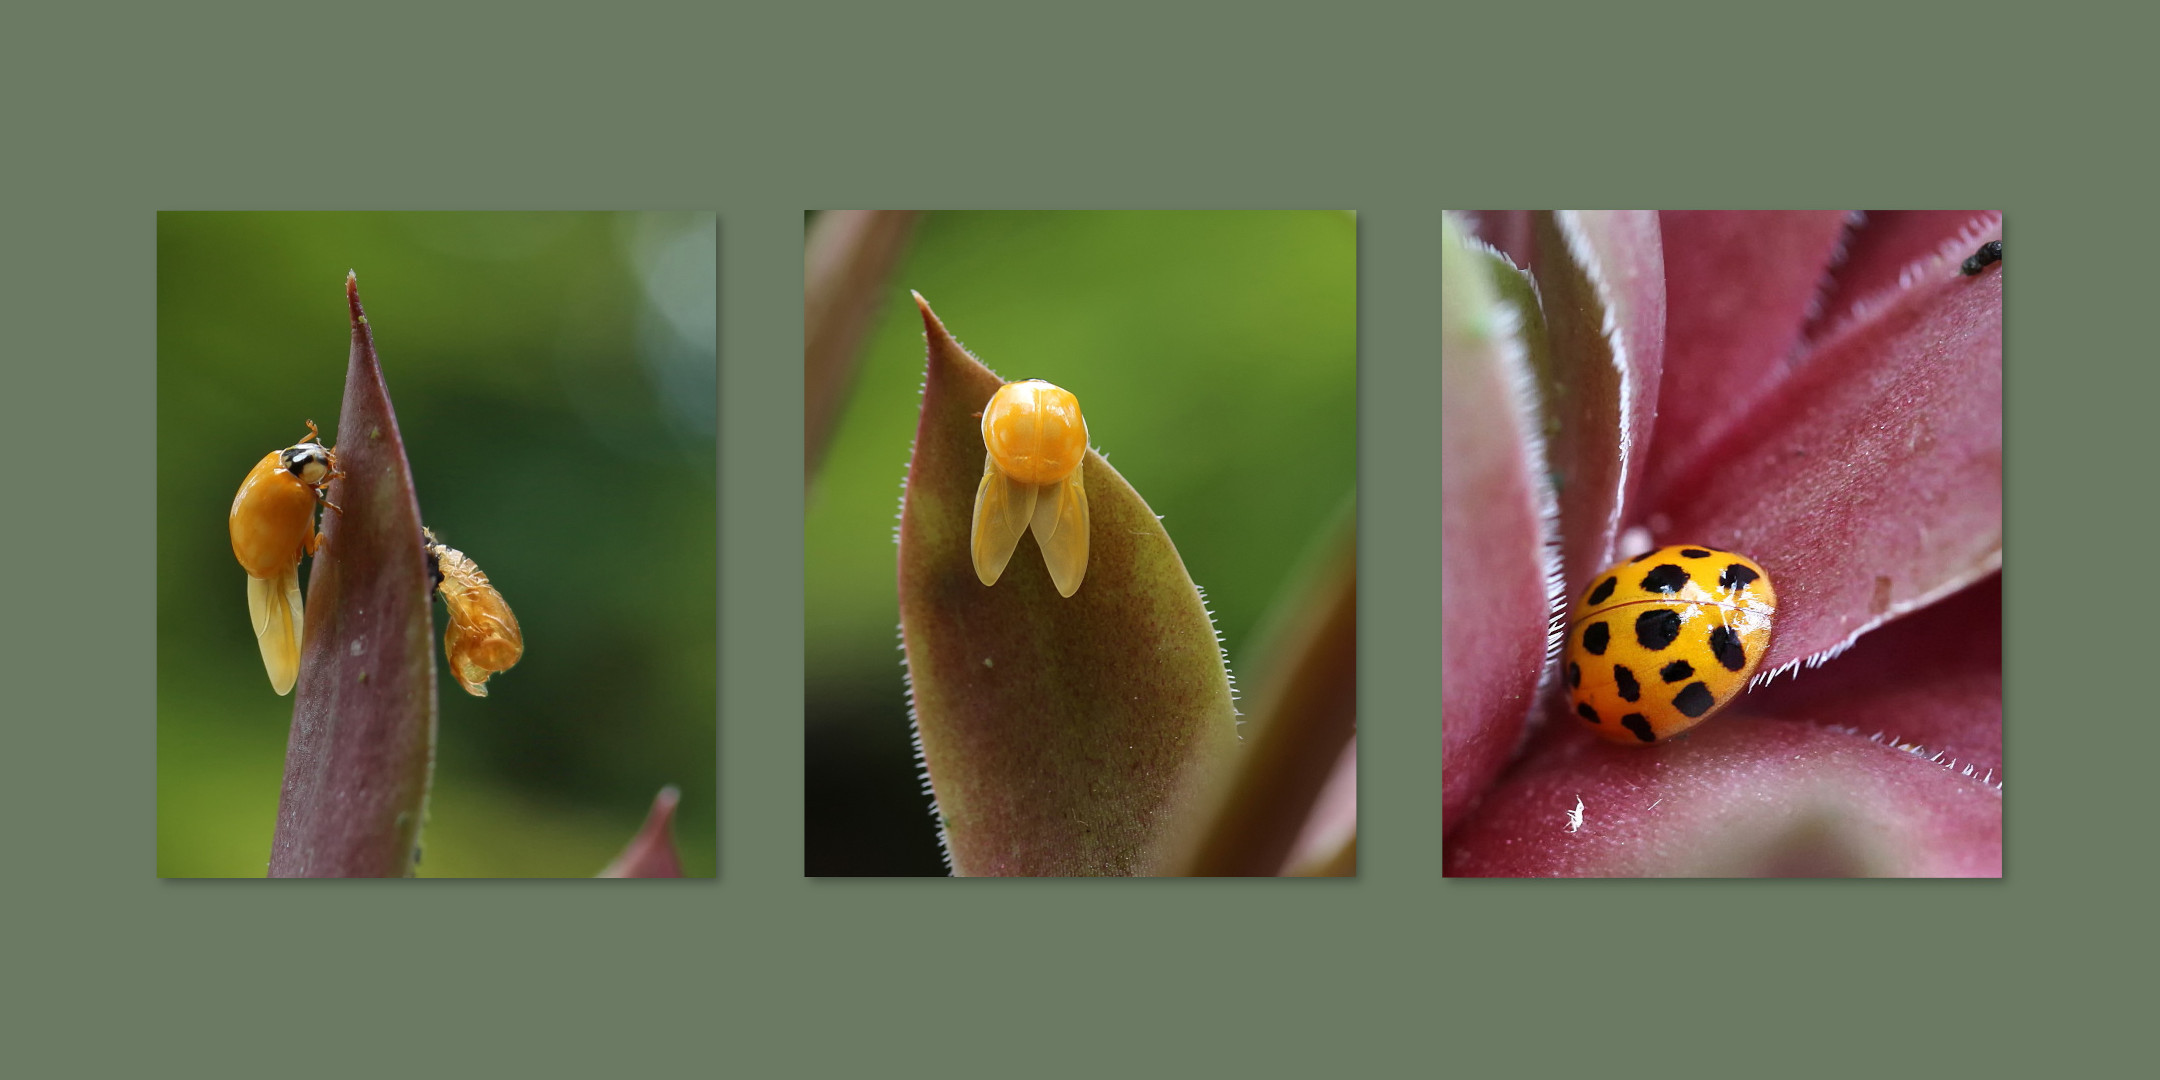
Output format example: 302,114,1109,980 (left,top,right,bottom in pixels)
971,379,1090,597
422,528,524,697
